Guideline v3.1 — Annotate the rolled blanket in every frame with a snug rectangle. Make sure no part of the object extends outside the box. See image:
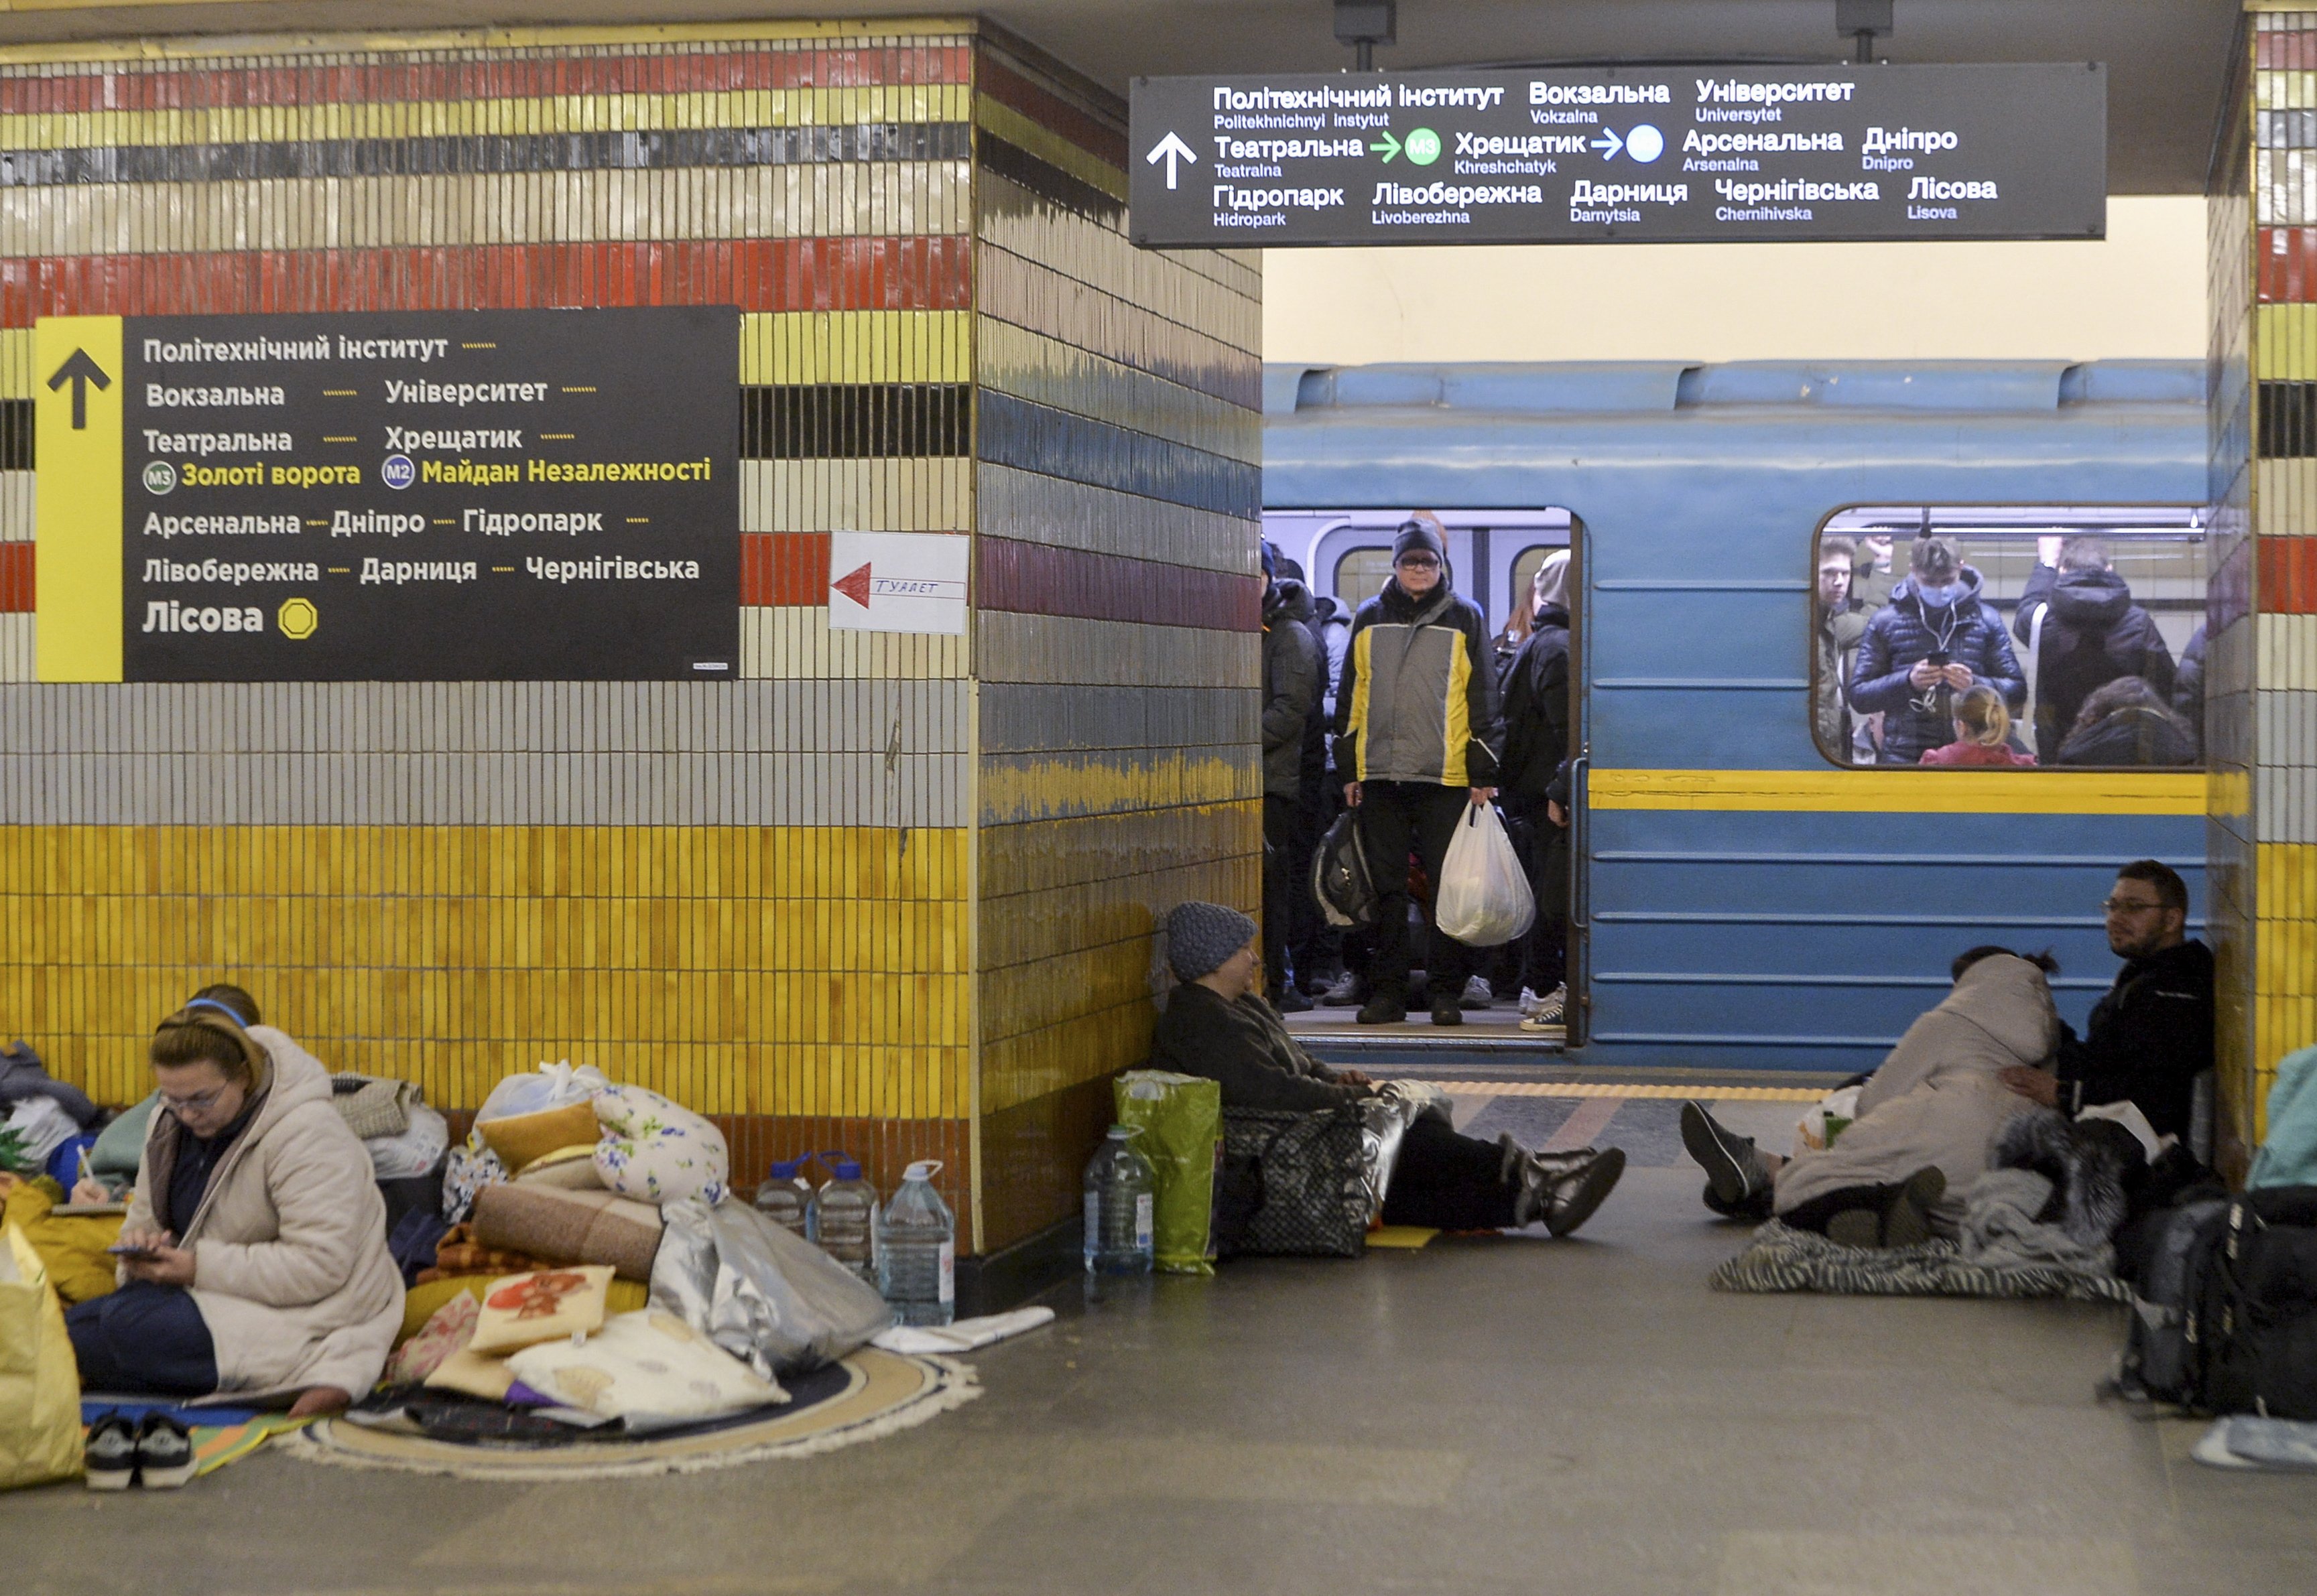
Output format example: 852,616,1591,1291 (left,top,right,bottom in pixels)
330,1073,420,1140
471,1183,664,1282
420,1221,546,1282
